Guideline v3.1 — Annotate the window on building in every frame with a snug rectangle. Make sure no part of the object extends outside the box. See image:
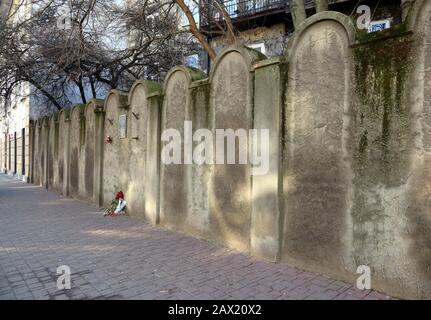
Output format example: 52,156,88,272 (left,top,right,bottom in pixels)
247,43,266,55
